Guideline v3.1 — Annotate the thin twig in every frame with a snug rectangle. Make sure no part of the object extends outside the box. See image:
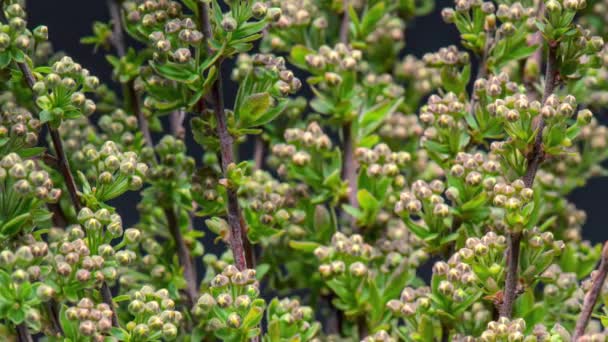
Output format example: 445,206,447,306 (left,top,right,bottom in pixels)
340,0,350,44
339,0,359,229
16,61,119,326
169,109,186,140
198,1,252,271
524,2,544,98
16,323,32,342
253,136,264,170
45,299,64,336
164,207,198,306
107,0,154,149
573,242,608,341
500,44,559,318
